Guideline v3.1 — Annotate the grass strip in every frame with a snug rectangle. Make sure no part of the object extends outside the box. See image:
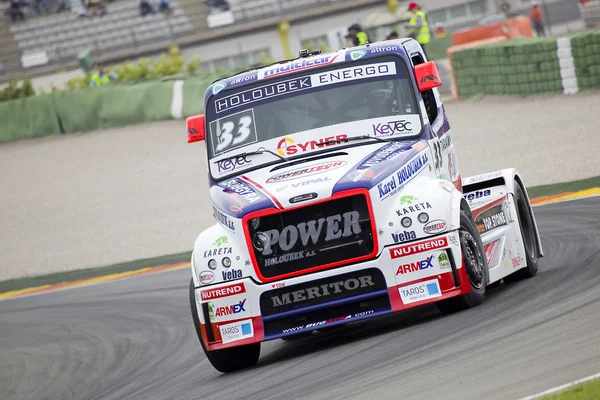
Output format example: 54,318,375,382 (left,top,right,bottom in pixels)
0,251,191,294
526,176,600,199
541,378,600,399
